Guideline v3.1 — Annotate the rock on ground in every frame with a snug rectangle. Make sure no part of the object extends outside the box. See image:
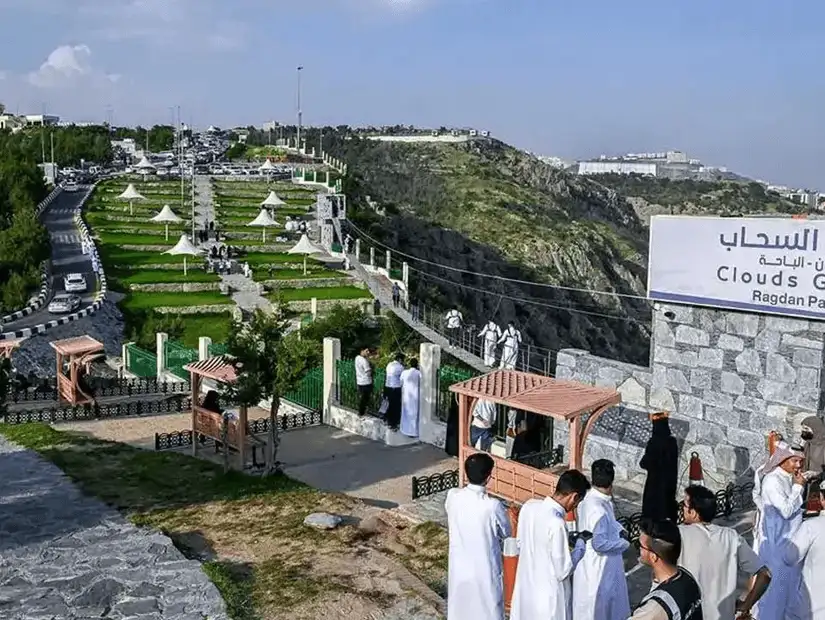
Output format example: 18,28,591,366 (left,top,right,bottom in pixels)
304,512,343,530
0,435,228,620
11,300,125,378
